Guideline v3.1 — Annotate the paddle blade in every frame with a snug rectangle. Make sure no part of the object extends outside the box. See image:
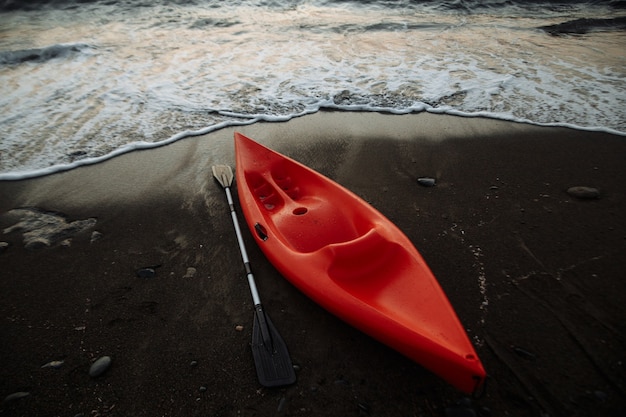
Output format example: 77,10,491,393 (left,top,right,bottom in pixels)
252,309,296,387
212,165,234,188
